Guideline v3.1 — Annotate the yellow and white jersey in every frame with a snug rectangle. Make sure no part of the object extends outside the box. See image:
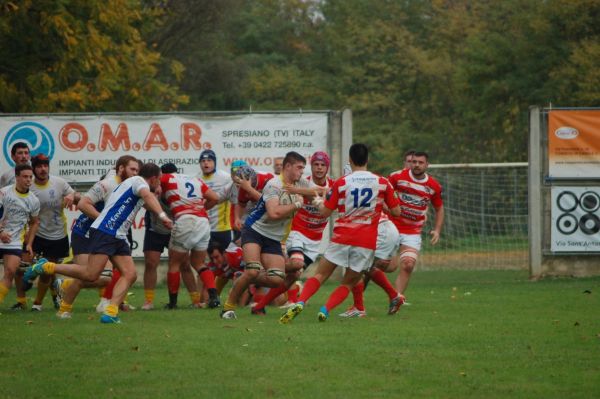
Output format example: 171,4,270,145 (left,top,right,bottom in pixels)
30,176,75,240
197,169,235,232
0,169,15,188
0,185,40,249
